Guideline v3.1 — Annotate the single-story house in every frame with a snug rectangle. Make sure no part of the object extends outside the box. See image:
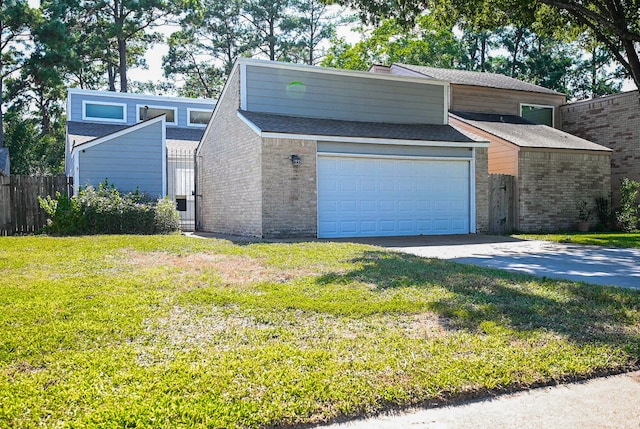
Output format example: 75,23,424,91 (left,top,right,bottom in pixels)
372,64,612,232
196,58,490,238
